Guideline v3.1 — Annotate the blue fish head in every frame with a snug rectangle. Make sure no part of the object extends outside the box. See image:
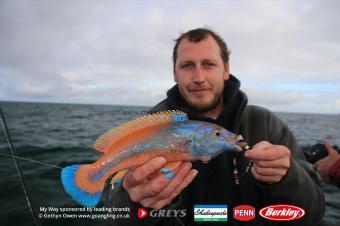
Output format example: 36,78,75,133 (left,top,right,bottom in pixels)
192,124,242,161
